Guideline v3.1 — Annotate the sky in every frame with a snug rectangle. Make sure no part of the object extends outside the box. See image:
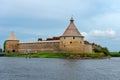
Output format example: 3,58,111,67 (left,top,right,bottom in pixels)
0,0,120,51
